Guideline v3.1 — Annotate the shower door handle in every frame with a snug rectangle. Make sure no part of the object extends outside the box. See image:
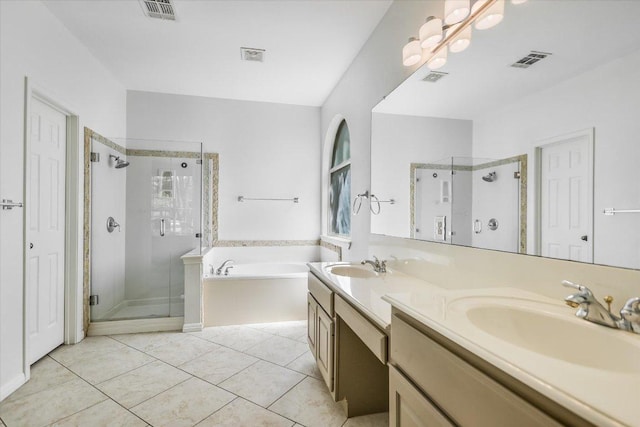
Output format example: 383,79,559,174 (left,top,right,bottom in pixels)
160,219,165,237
